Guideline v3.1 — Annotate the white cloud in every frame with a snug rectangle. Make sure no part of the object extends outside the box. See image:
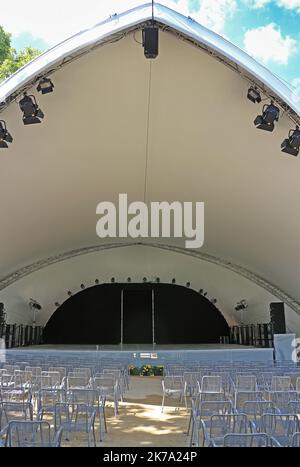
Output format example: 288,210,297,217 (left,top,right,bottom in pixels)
0,0,144,46
244,23,297,65
191,0,237,34
244,0,271,8
0,0,237,47
276,0,300,11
